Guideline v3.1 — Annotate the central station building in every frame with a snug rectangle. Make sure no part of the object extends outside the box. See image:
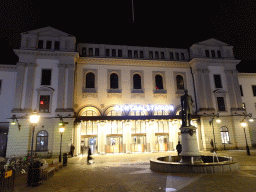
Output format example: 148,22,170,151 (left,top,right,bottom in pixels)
1,27,255,157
